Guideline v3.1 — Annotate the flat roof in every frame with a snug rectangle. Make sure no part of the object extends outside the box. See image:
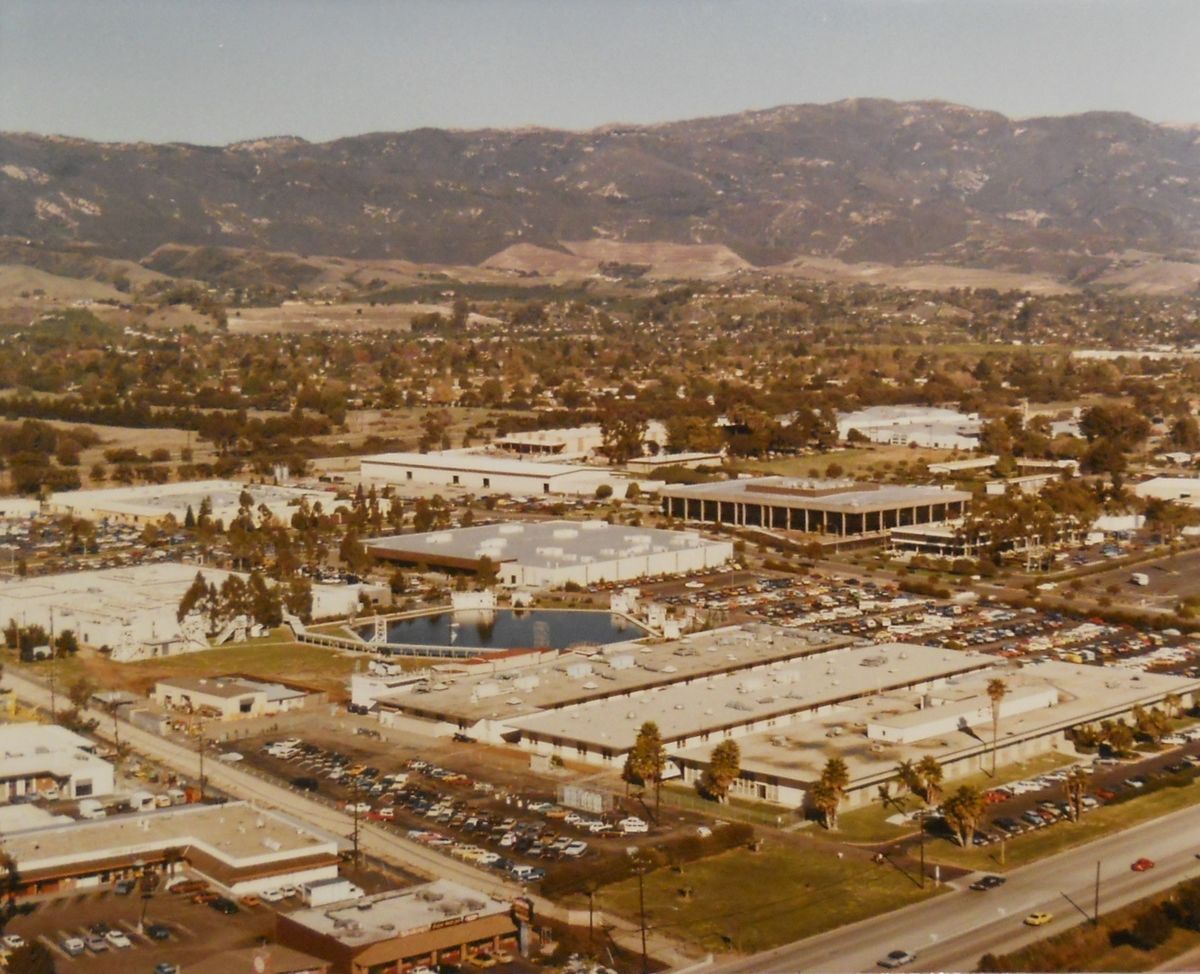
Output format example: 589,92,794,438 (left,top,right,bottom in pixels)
508,642,989,751
0,722,96,755
679,660,1200,787
156,675,310,701
660,476,971,511
49,480,324,517
4,801,338,871
366,520,729,571
382,625,854,725
0,562,239,623
283,879,510,947
360,450,591,478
